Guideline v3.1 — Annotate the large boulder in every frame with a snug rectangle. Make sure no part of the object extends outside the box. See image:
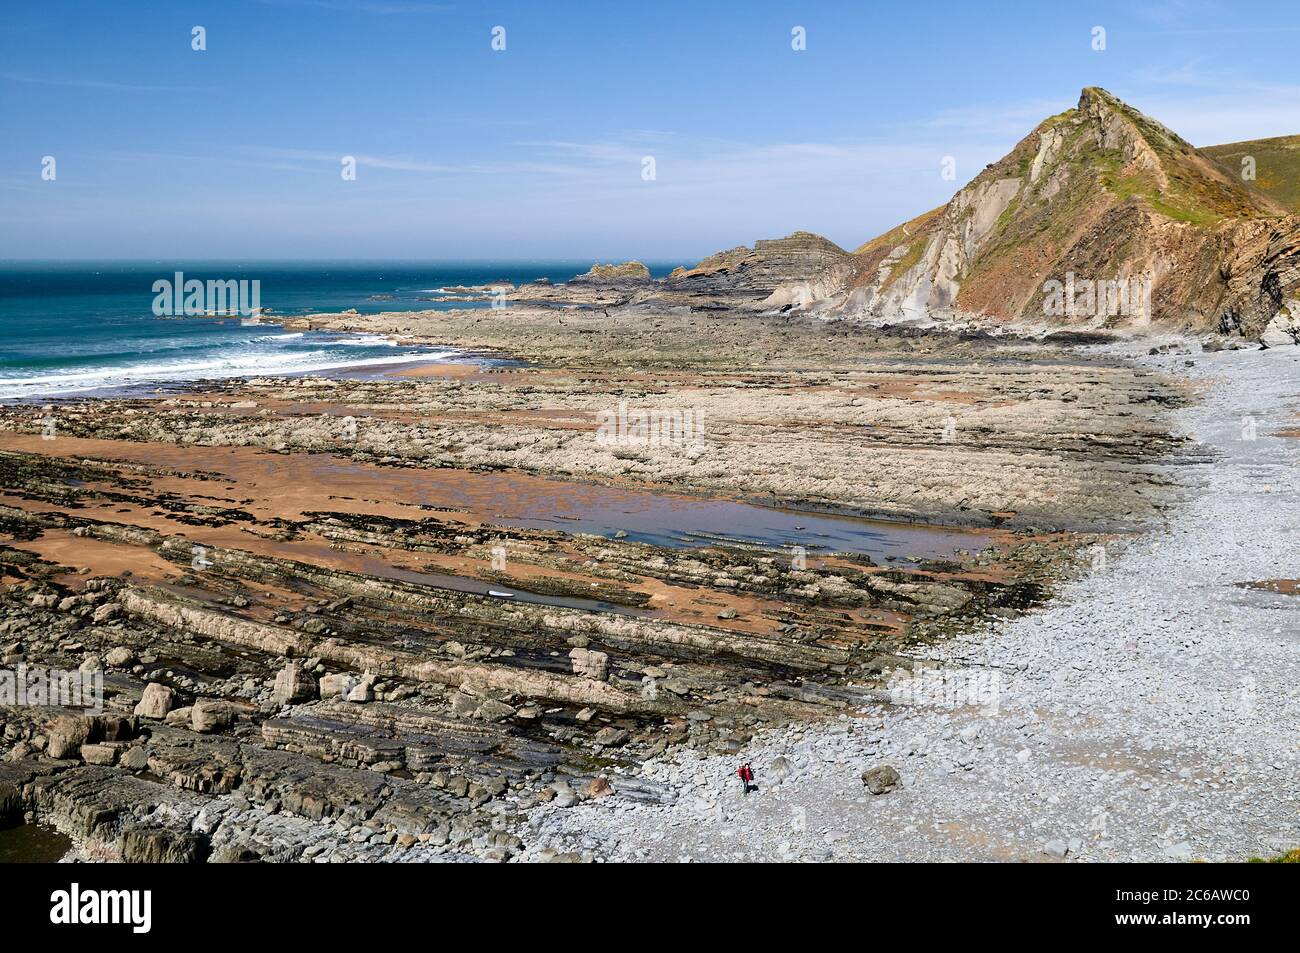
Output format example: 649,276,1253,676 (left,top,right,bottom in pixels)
861,764,902,795
46,715,93,759
767,755,794,784
569,647,609,681
134,682,175,719
45,714,135,758
96,715,137,742
585,776,615,799
92,602,124,625
191,699,236,734
1260,303,1300,347
319,672,359,700
79,743,118,766
475,698,516,722
271,663,317,706
104,646,134,667
121,825,209,864
344,673,376,704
